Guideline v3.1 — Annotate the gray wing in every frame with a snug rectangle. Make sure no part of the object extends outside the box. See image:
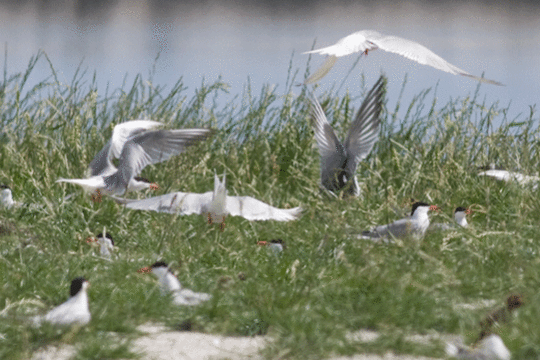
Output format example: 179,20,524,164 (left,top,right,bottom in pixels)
88,140,116,177
304,55,338,84
343,75,385,177
362,218,415,239
122,191,214,215
370,34,503,86
309,95,347,189
104,128,214,193
225,196,302,221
